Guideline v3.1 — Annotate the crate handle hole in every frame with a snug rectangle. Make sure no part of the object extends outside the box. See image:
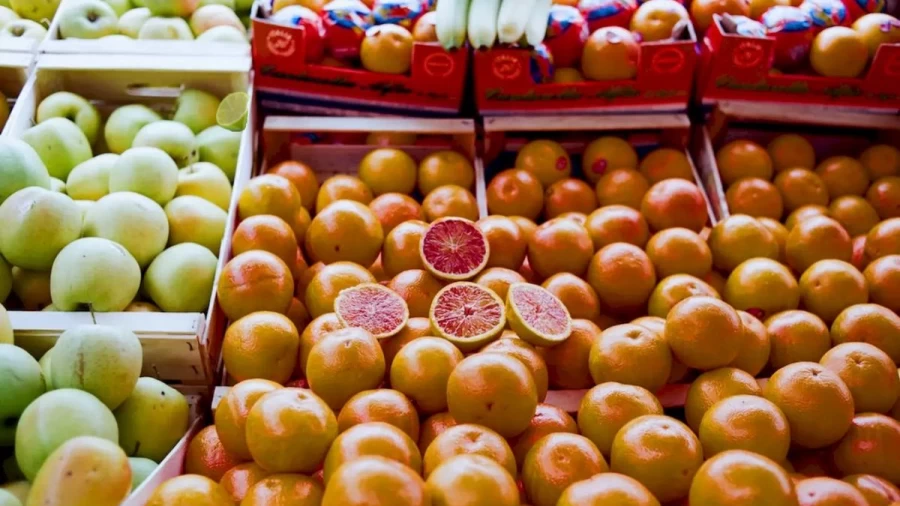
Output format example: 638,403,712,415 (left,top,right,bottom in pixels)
126,84,183,98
